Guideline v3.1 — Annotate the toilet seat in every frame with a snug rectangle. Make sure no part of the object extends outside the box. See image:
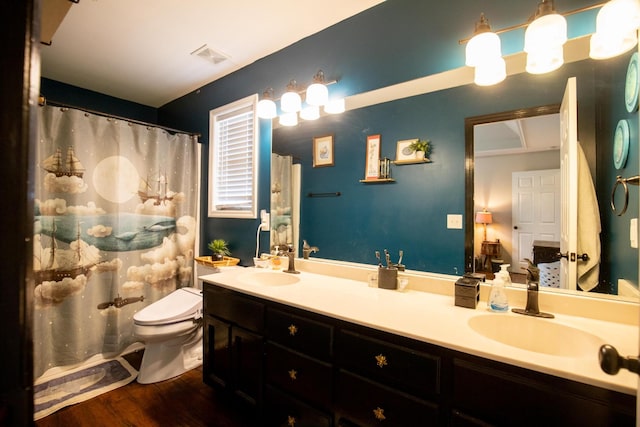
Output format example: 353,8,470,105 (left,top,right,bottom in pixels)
133,318,199,341
134,287,202,326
